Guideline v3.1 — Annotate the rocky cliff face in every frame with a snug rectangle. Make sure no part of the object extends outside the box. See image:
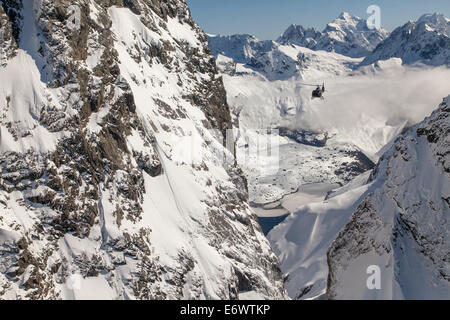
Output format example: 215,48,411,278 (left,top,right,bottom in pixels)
0,1,18,67
277,24,322,50
327,96,450,299
0,0,287,299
